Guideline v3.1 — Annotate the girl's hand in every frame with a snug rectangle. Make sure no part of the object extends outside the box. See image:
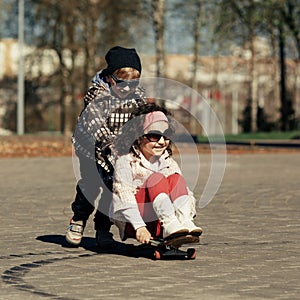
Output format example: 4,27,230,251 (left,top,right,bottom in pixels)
136,227,152,244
